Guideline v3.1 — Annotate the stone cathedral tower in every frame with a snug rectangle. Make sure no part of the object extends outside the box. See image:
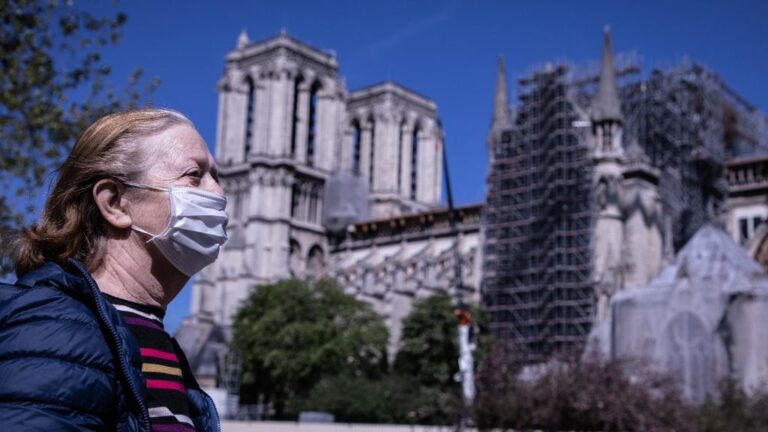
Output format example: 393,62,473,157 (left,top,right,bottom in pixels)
589,28,664,322
177,31,444,385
